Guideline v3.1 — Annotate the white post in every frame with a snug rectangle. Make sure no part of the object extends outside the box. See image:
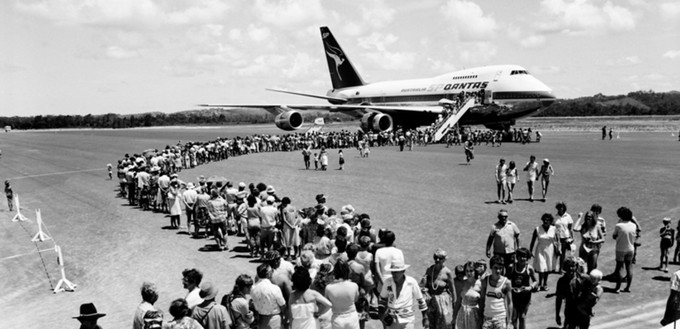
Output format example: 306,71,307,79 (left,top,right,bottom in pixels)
31,209,51,242
11,194,29,222
53,245,77,293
